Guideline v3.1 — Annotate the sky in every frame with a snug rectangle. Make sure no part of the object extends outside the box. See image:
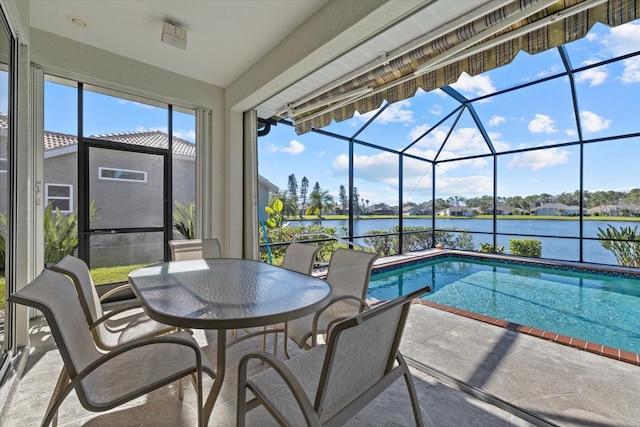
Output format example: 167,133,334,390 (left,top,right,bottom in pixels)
44,81,196,143
40,20,640,208
257,21,640,206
